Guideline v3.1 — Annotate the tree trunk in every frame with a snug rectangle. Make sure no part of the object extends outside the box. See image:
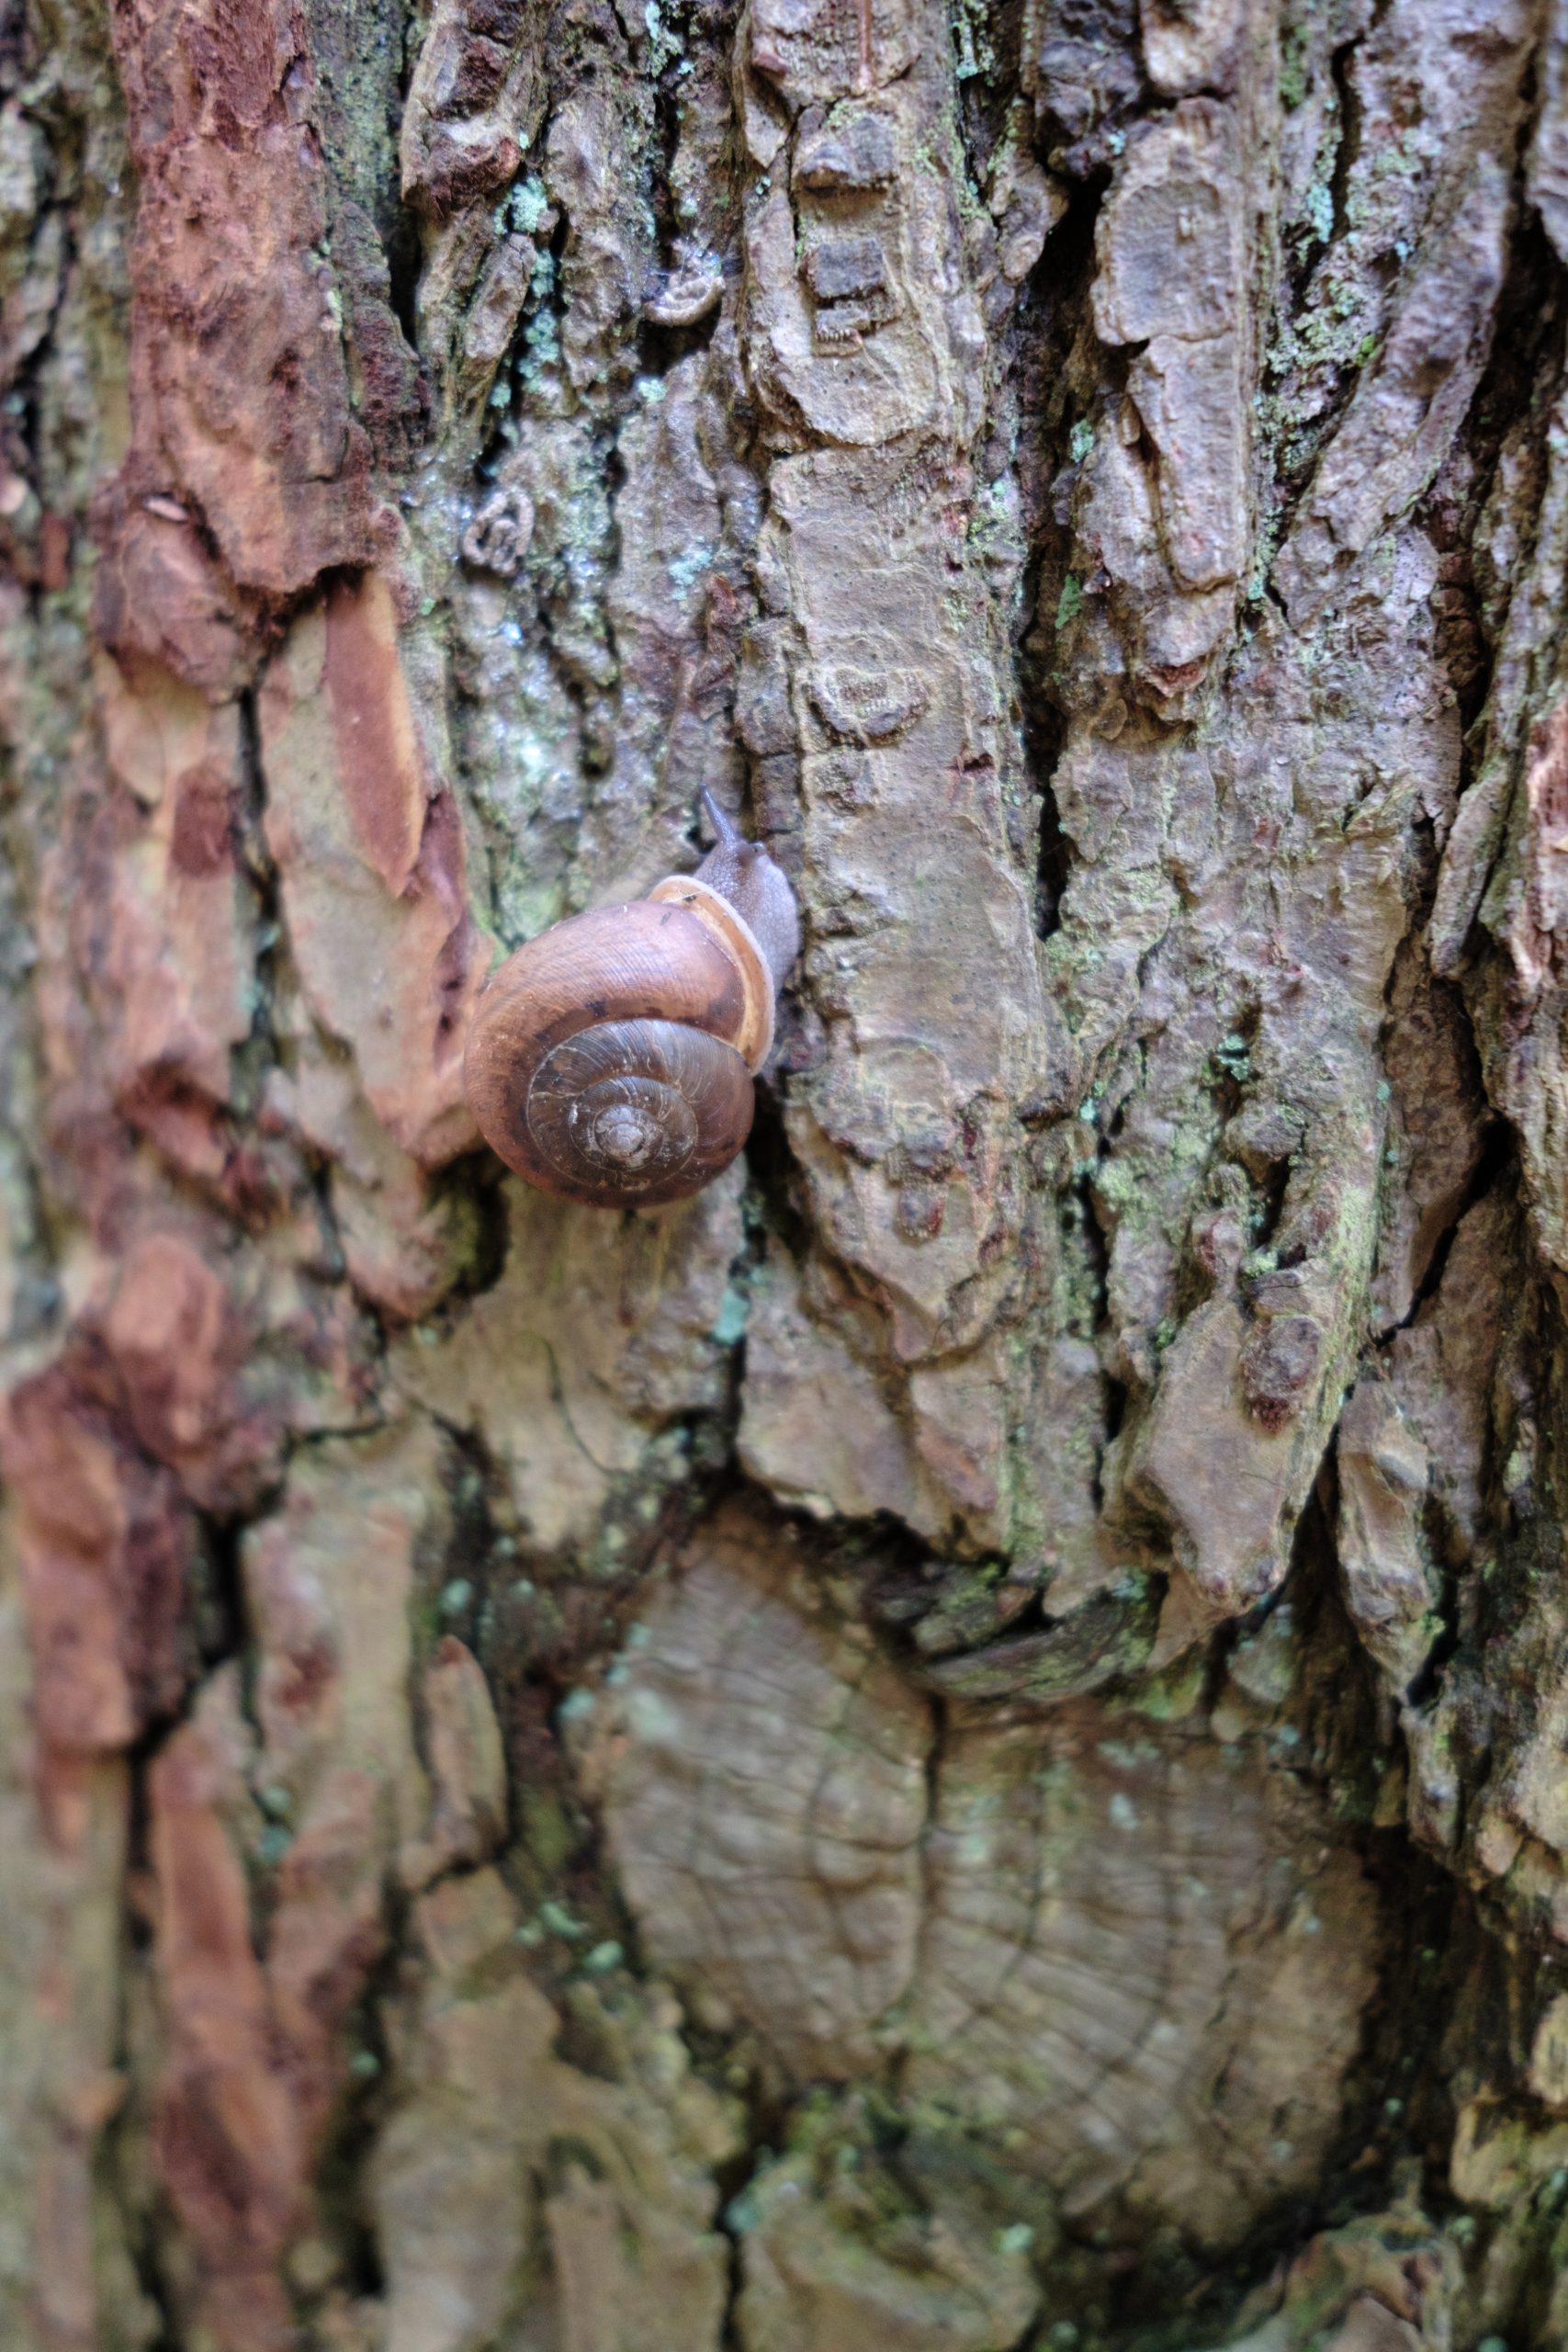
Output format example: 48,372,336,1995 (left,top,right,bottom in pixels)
5,0,1568,2344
